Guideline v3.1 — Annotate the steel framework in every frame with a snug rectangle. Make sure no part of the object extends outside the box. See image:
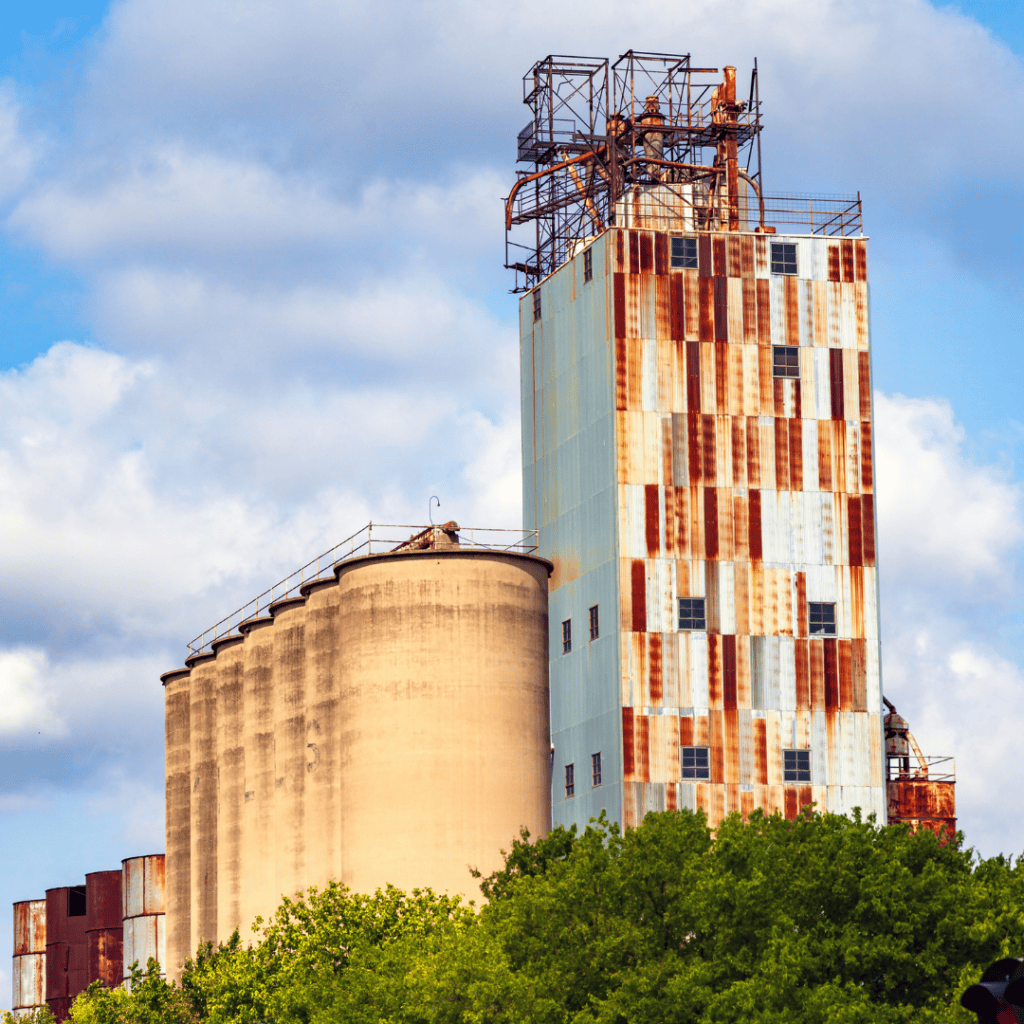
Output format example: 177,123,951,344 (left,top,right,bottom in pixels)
505,50,863,292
